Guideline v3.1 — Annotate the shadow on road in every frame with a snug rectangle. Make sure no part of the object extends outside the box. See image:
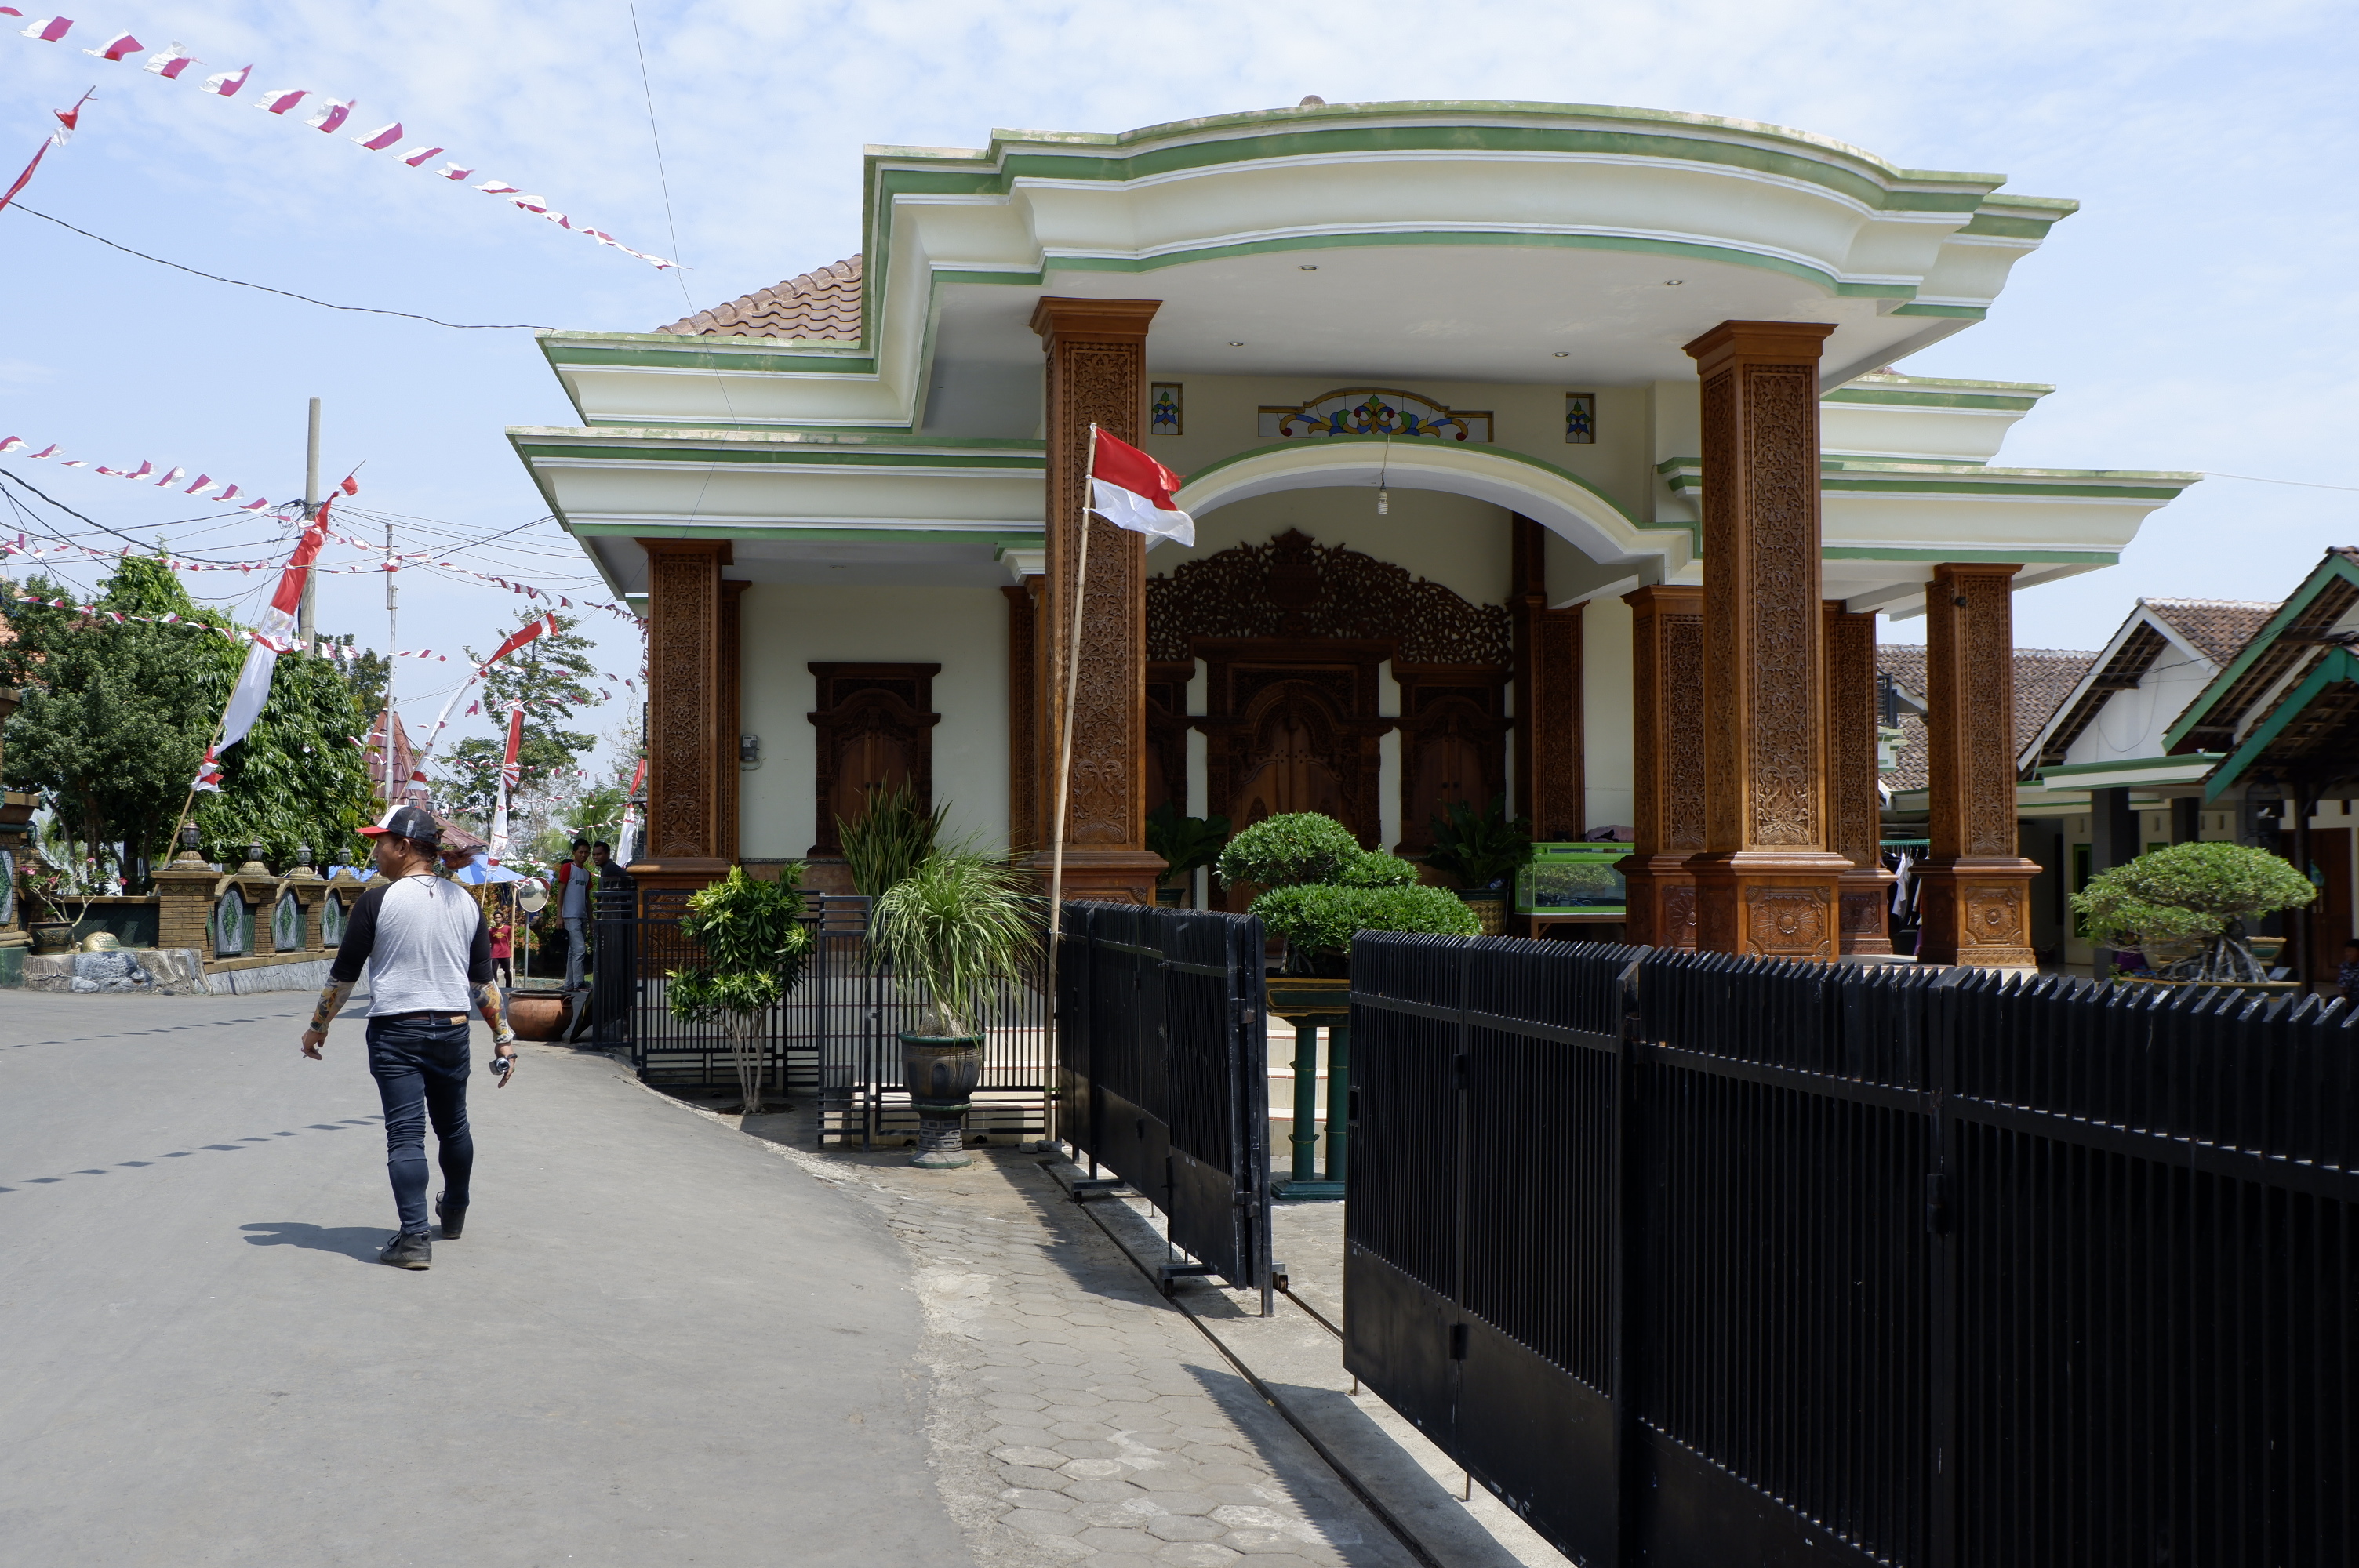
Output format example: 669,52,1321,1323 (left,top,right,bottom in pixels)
238,1221,391,1261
